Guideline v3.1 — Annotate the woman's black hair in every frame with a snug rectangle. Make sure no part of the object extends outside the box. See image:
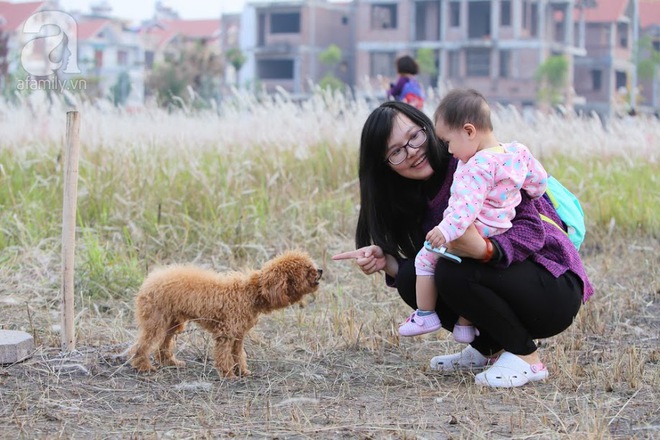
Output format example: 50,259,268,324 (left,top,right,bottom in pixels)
355,101,450,259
